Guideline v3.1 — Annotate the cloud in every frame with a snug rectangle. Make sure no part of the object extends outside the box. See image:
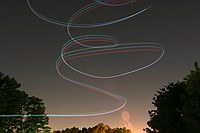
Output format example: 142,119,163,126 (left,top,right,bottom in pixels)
121,111,134,132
